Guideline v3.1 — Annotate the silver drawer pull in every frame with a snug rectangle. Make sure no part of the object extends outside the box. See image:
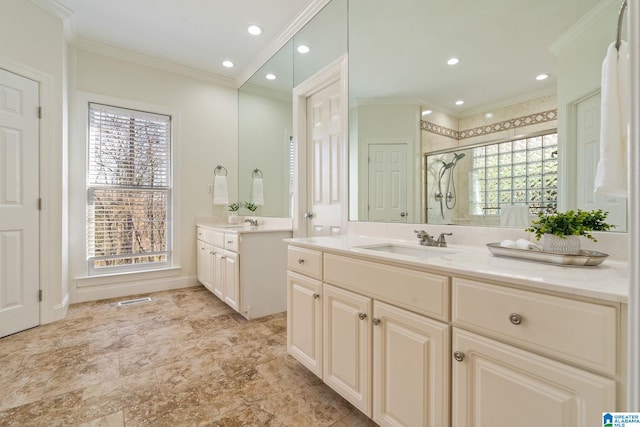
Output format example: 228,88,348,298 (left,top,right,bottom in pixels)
312,293,320,299
358,312,367,320
453,351,465,362
298,258,305,264
372,317,381,326
509,313,523,325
